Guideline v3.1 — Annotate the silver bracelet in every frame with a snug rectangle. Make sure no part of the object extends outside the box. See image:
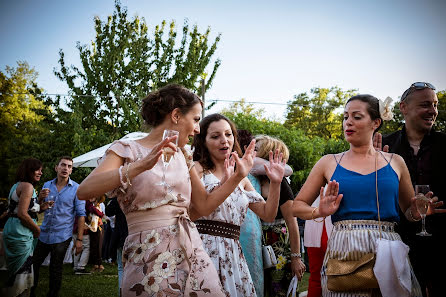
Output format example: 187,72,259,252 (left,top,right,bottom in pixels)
290,252,302,258
125,163,132,187
405,208,421,222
